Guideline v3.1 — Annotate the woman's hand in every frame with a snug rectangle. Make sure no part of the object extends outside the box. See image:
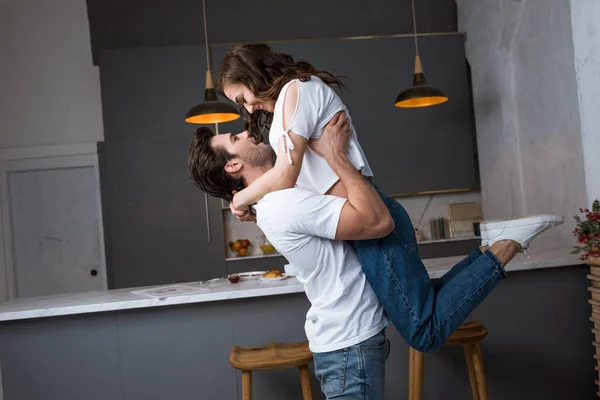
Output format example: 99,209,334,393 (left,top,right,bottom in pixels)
230,191,256,223
309,111,352,162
